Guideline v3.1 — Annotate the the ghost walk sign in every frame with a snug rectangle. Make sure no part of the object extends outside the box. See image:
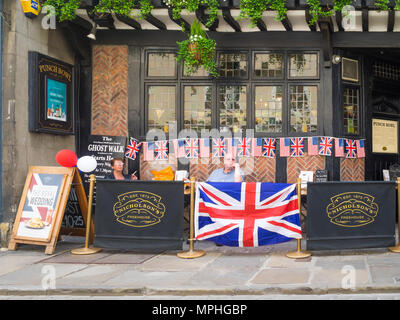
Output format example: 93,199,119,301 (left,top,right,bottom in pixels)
94,180,184,251
306,182,396,250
